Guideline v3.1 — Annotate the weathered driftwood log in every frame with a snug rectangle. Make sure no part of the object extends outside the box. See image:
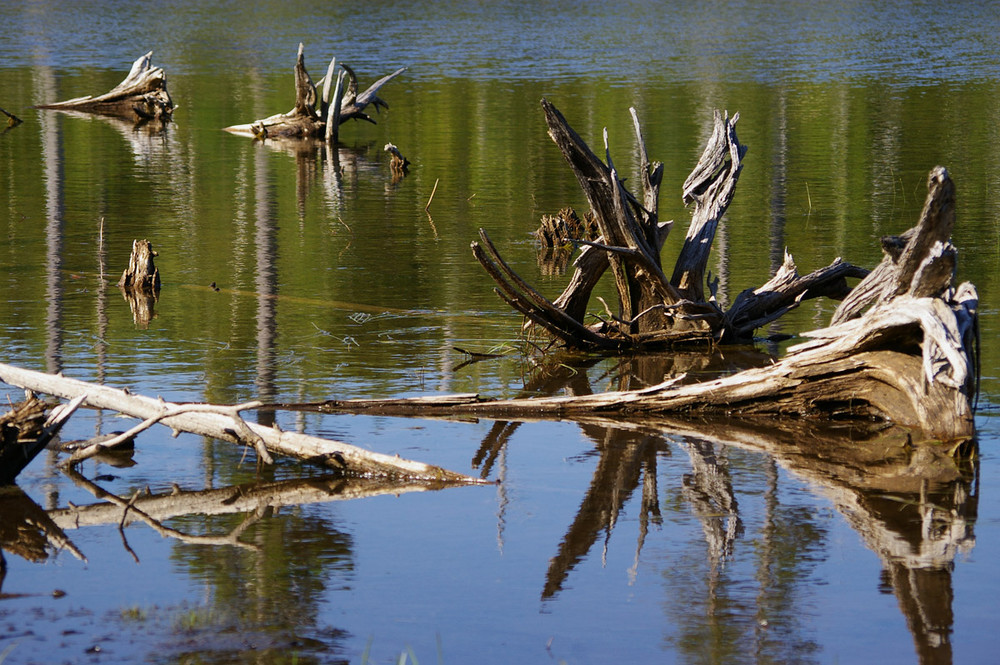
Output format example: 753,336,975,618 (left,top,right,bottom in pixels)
36,52,173,122
474,101,867,350
223,43,405,141
282,167,978,441
0,363,482,484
